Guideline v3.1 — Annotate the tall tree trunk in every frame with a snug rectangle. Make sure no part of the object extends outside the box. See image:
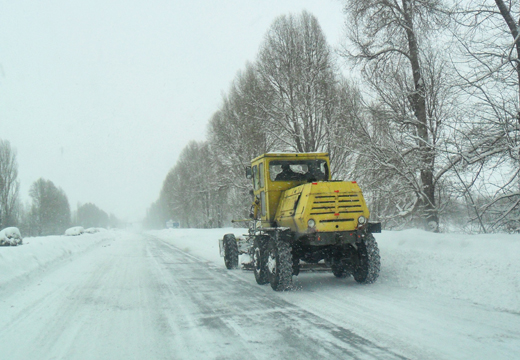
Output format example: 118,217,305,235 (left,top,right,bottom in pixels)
402,0,438,230
494,0,520,113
